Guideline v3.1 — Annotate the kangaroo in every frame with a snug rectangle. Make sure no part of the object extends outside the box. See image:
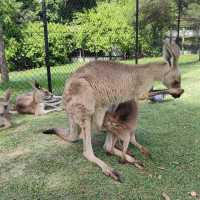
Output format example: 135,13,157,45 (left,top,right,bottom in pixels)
15,82,61,116
43,40,184,181
0,89,12,129
103,100,150,164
